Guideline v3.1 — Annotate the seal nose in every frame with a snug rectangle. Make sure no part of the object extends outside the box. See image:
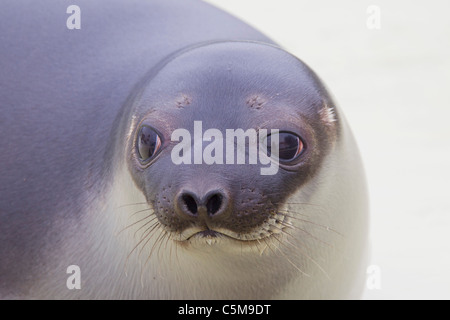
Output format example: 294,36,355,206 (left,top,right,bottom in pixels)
176,189,228,219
